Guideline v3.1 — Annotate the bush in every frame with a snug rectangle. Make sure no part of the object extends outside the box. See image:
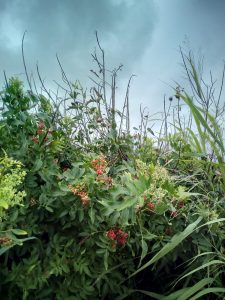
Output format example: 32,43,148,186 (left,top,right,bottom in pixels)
0,50,225,299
